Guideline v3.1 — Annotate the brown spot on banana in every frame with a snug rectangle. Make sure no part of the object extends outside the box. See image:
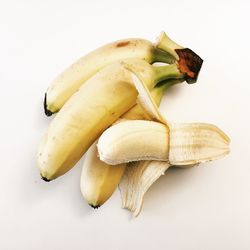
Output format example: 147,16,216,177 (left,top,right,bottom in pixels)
116,41,130,47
